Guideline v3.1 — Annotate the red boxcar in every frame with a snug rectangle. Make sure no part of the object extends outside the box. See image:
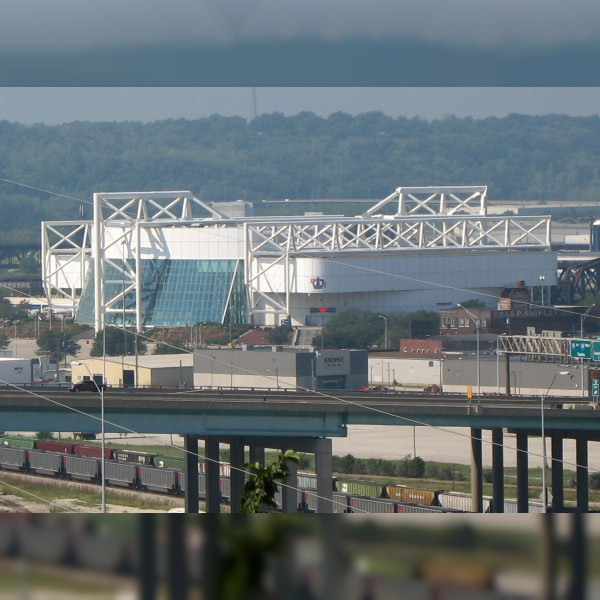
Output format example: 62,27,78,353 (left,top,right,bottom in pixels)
74,444,114,460
35,440,76,454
